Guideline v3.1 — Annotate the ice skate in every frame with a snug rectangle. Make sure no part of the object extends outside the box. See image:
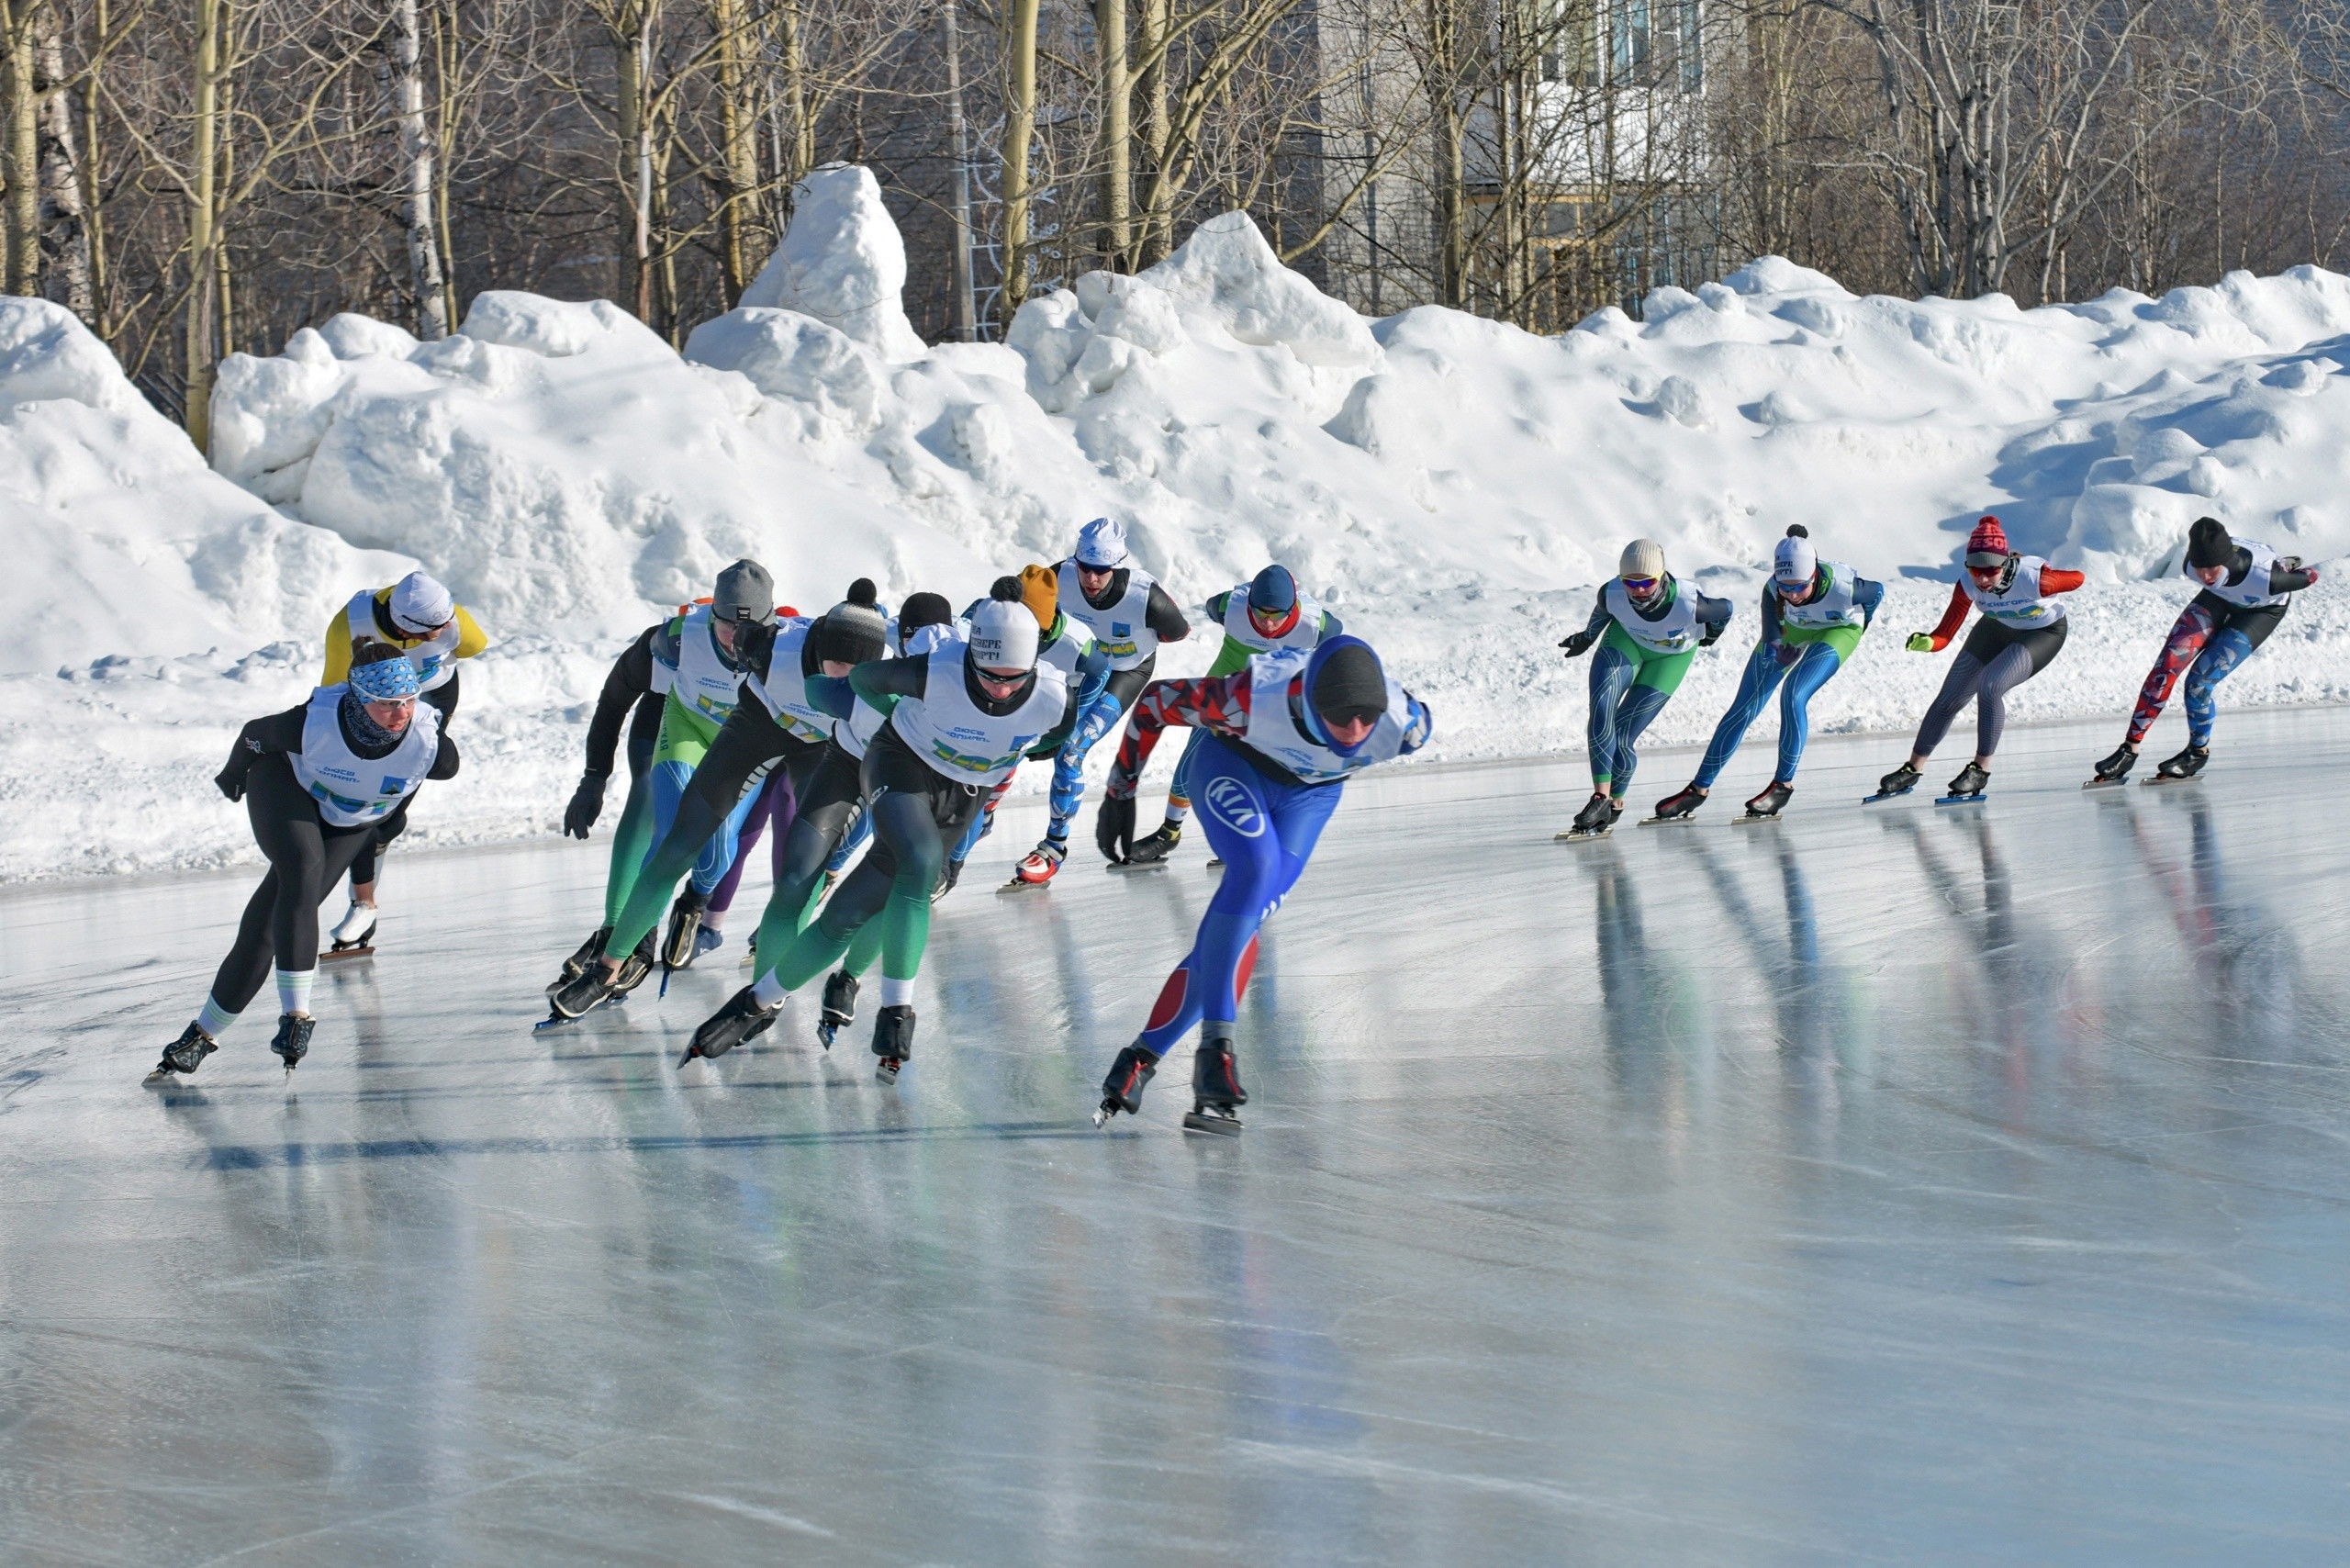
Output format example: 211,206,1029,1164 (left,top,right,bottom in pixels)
323,899,376,961
661,887,710,969
1557,792,1616,841
552,924,612,994
680,986,779,1065
1122,823,1182,866
1182,1028,1248,1136
1001,838,1065,892
1937,761,1990,805
691,925,724,961
2149,745,2209,785
816,969,857,1049
1865,763,1921,803
270,1012,315,1072
145,1022,217,1081
872,1004,915,1084
933,857,964,902
1092,1041,1160,1127
1738,780,1794,822
2086,744,2137,790
543,934,653,1024
1641,784,1707,825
